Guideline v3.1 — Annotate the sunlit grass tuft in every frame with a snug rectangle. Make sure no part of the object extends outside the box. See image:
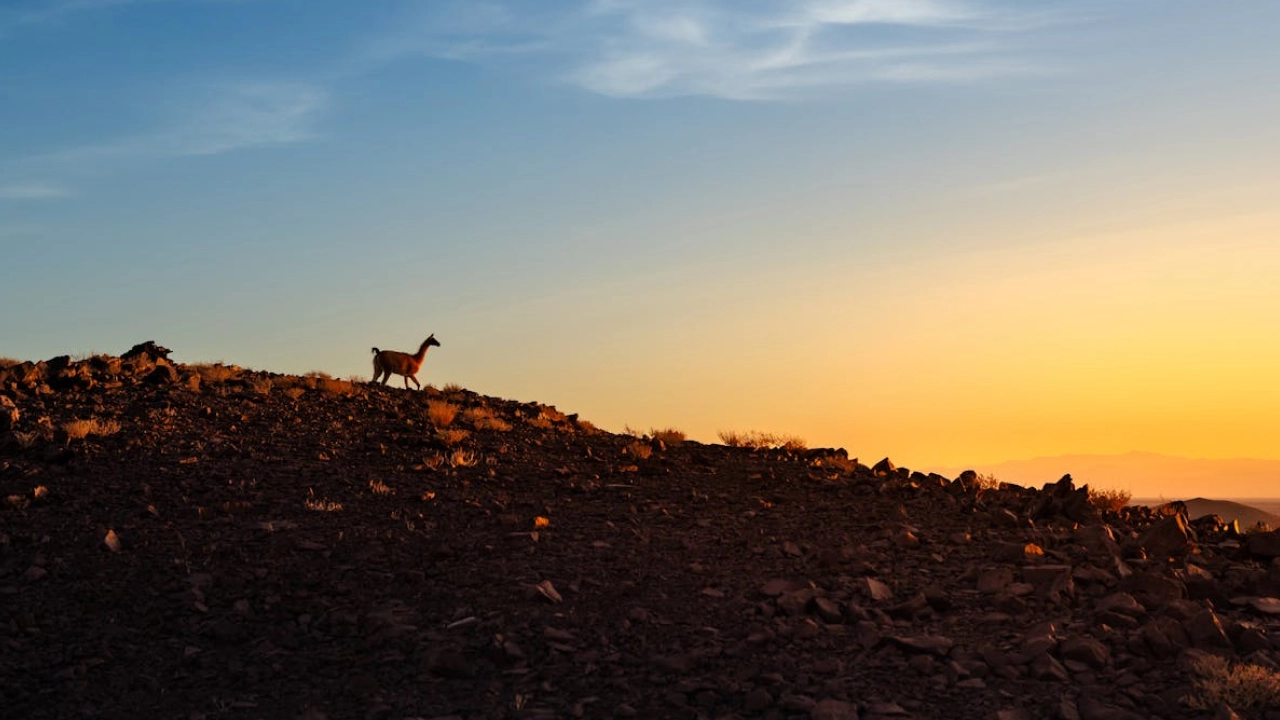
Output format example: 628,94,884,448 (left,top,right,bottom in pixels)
62,418,121,440
427,400,460,428
718,430,806,451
